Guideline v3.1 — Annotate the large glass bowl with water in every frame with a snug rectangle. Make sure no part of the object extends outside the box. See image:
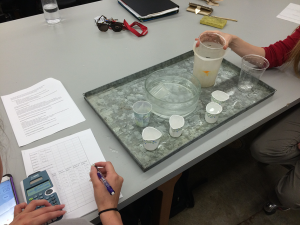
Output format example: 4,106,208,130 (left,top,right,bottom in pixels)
145,69,201,118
